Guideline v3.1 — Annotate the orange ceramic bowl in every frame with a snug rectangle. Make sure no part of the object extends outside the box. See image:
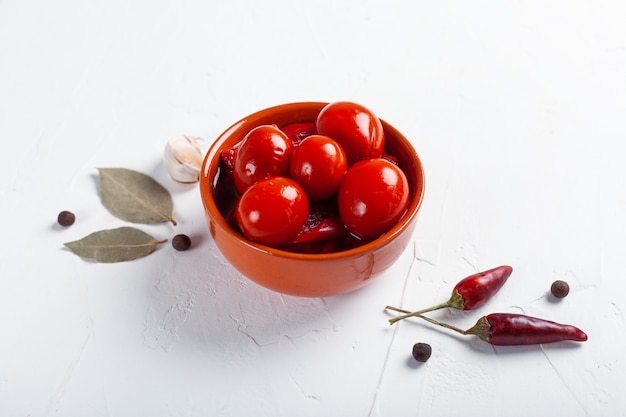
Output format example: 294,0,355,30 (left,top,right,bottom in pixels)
199,102,425,297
